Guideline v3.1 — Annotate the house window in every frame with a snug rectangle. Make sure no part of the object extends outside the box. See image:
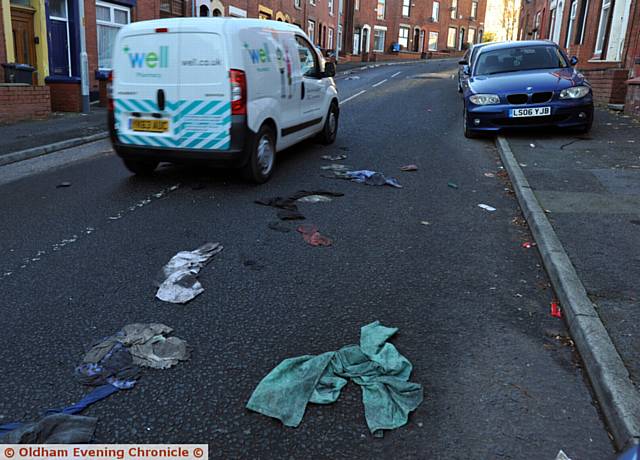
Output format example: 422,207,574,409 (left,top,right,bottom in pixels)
594,0,611,54
310,0,316,6
402,0,410,16
428,31,438,50
565,0,577,47
376,0,385,19
337,24,343,51
447,26,456,48
451,0,457,19
373,28,386,51
432,1,439,21
533,11,541,39
468,27,475,44
398,26,409,48
96,1,130,69
328,0,334,14
307,19,316,42
355,0,359,10
328,27,334,48
471,1,478,18
575,0,589,44
295,0,301,8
